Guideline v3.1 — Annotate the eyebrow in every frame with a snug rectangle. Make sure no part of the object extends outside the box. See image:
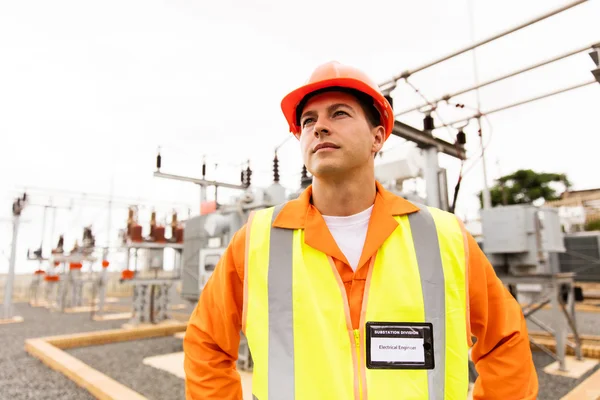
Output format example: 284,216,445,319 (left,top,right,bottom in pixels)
300,103,355,121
